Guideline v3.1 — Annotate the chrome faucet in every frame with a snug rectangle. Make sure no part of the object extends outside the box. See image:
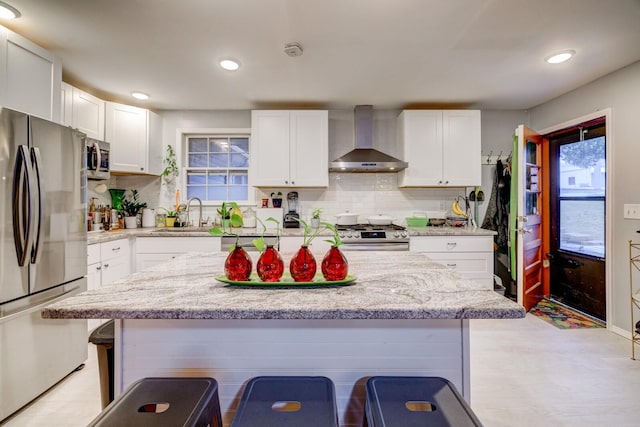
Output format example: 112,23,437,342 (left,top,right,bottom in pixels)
186,197,203,228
